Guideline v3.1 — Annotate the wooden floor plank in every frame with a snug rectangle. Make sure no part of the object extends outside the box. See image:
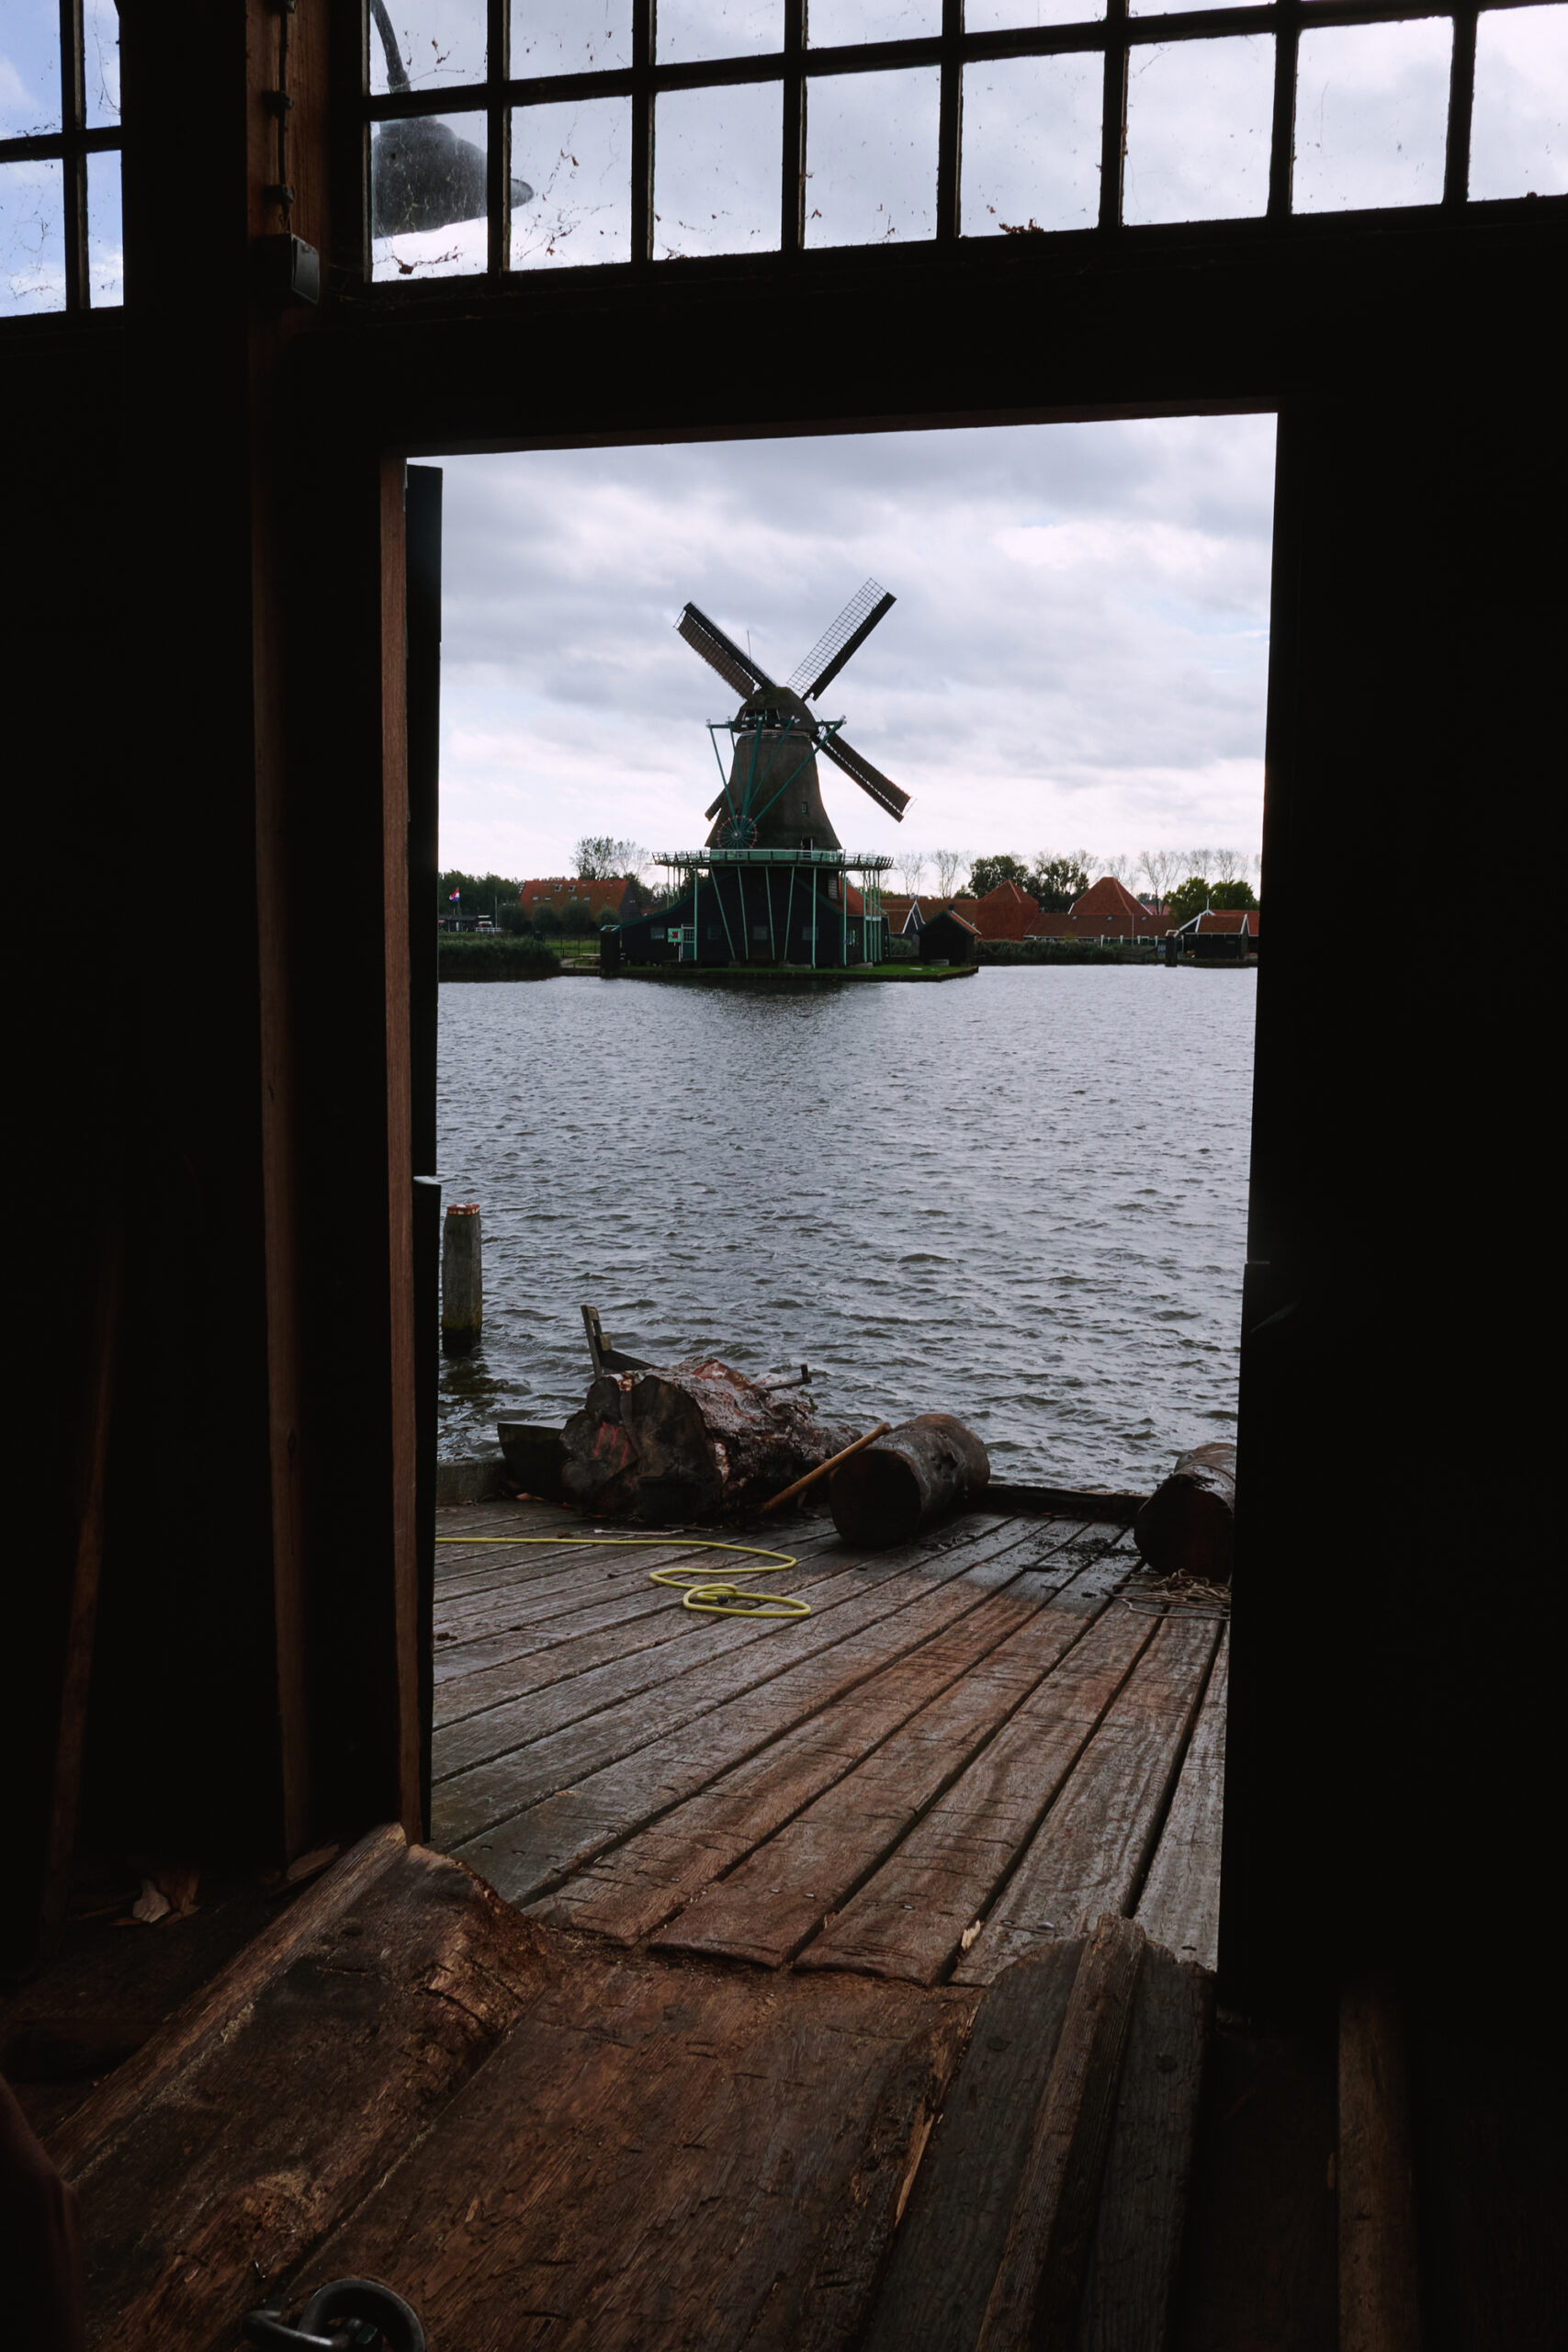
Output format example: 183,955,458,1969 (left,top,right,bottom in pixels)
953,1613,1220,1986
293,1942,976,2352
434,1541,883,1773
798,1601,1154,1985
653,1577,1127,1969
56,1839,550,2352
1134,1622,1229,1971
1074,1943,1213,2352
455,1521,1118,1907
861,1940,1085,2352
528,1541,1115,1949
